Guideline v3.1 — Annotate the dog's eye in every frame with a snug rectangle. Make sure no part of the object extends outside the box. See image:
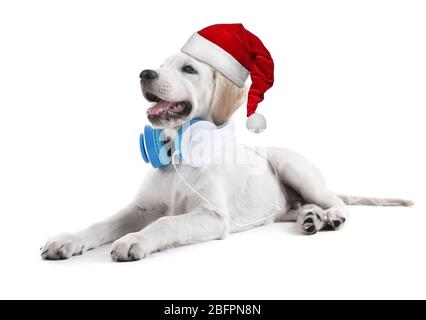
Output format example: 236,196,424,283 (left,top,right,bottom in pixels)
181,65,198,74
